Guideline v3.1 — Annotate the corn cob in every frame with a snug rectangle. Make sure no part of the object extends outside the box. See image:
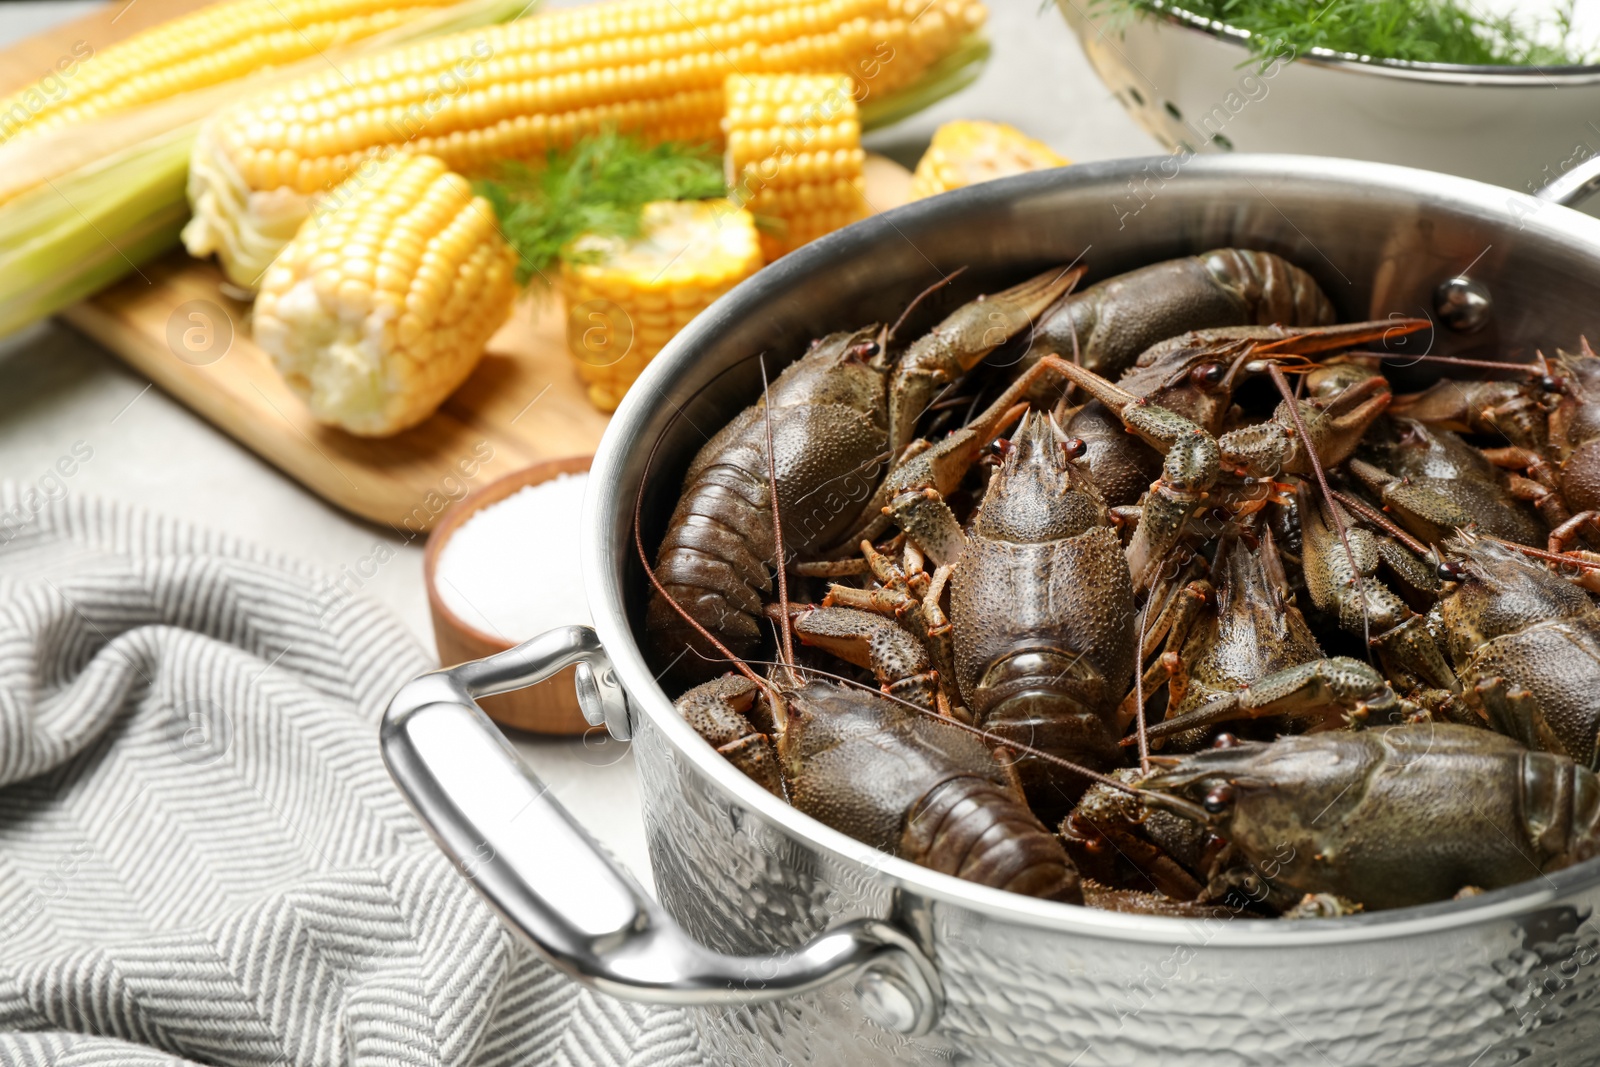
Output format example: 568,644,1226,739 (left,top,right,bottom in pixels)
0,0,531,340
560,199,762,411
723,73,866,261
183,0,989,289
908,120,1068,201
0,0,460,146
252,153,516,436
